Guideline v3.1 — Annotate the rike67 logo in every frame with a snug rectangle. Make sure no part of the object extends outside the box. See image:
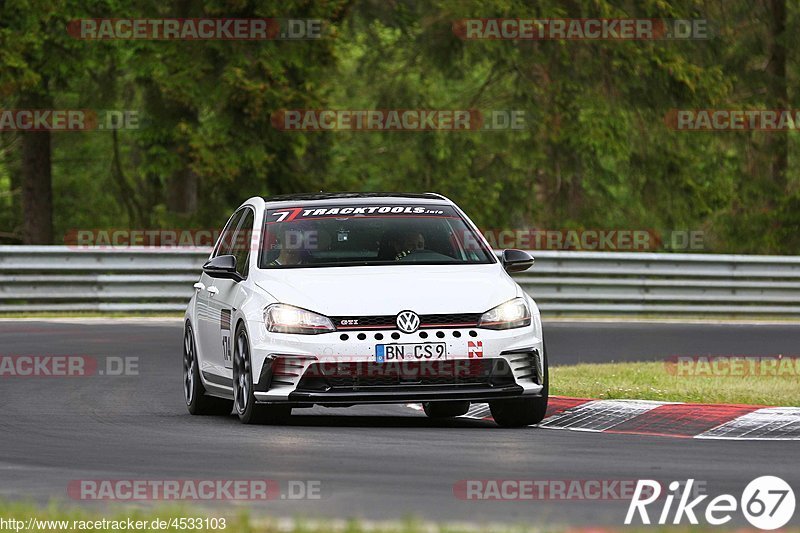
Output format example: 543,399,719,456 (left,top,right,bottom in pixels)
626,476,795,529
